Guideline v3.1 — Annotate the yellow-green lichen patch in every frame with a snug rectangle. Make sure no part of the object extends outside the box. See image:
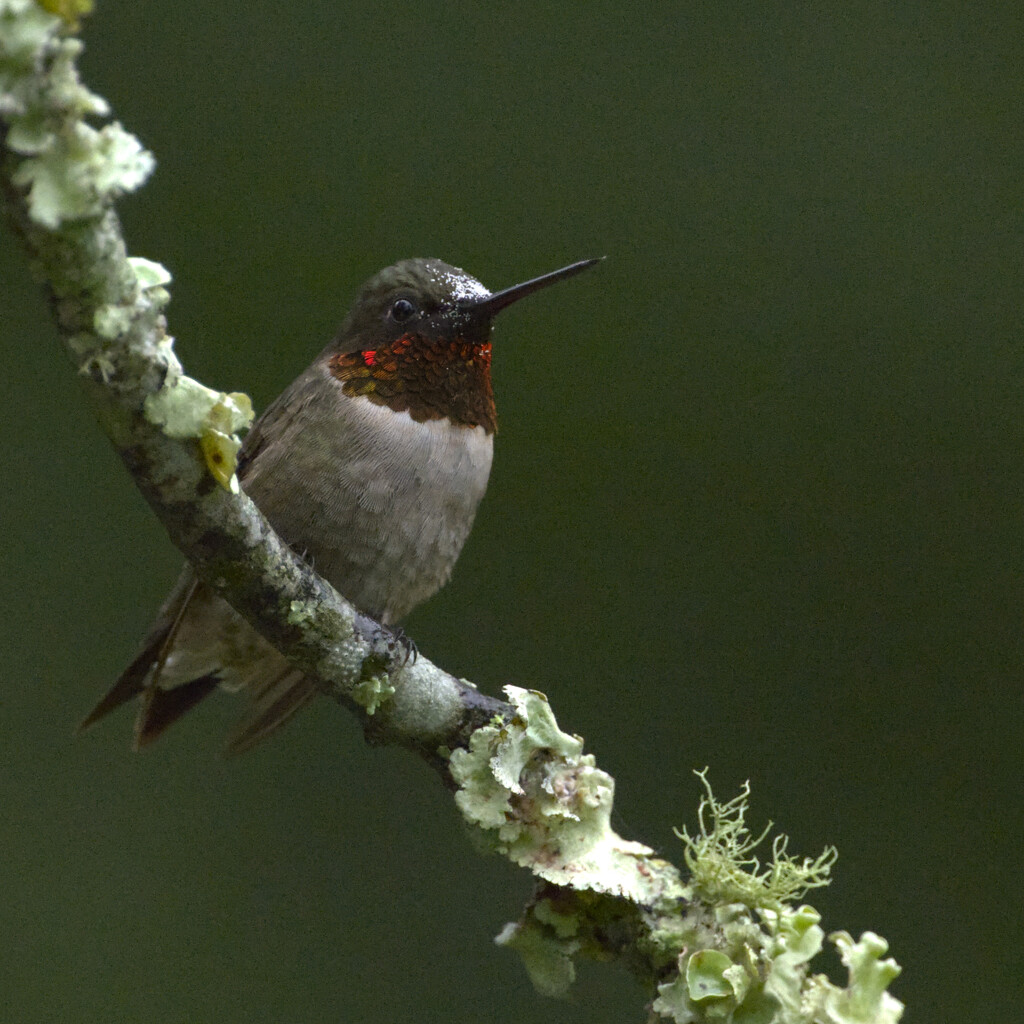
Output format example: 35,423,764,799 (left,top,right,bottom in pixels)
351,674,395,716
200,430,241,490
35,0,92,30
144,379,252,492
